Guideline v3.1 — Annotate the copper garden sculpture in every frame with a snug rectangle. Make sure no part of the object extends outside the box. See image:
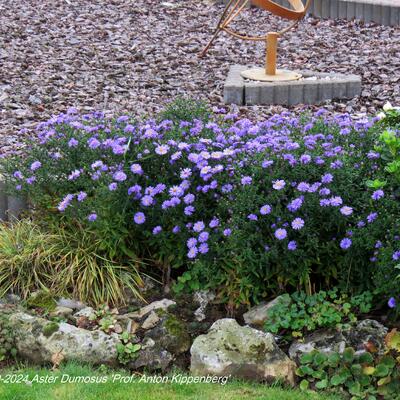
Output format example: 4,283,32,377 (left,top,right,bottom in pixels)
201,0,312,81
